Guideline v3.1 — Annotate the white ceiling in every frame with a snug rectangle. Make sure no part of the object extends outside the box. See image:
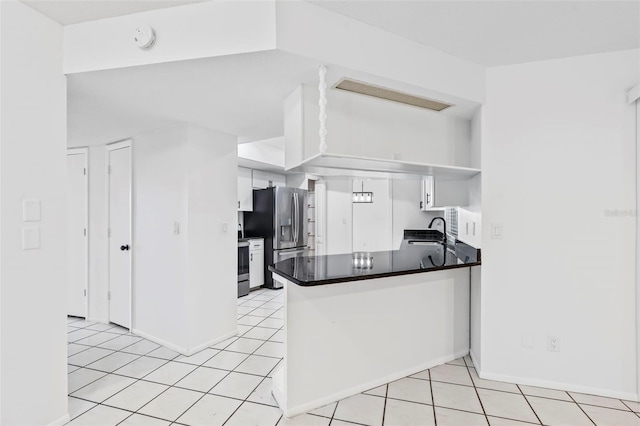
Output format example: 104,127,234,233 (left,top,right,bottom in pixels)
24,1,640,66
23,0,203,25
310,0,640,67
